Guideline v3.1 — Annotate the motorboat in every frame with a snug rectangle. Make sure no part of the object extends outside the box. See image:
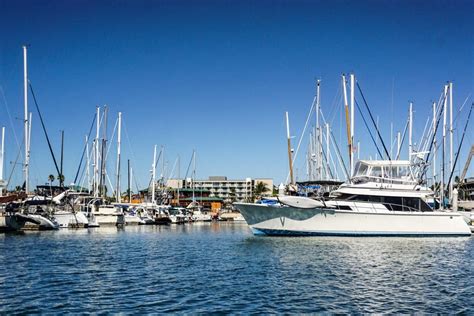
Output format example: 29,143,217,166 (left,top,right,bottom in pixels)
234,160,471,236
169,207,187,224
